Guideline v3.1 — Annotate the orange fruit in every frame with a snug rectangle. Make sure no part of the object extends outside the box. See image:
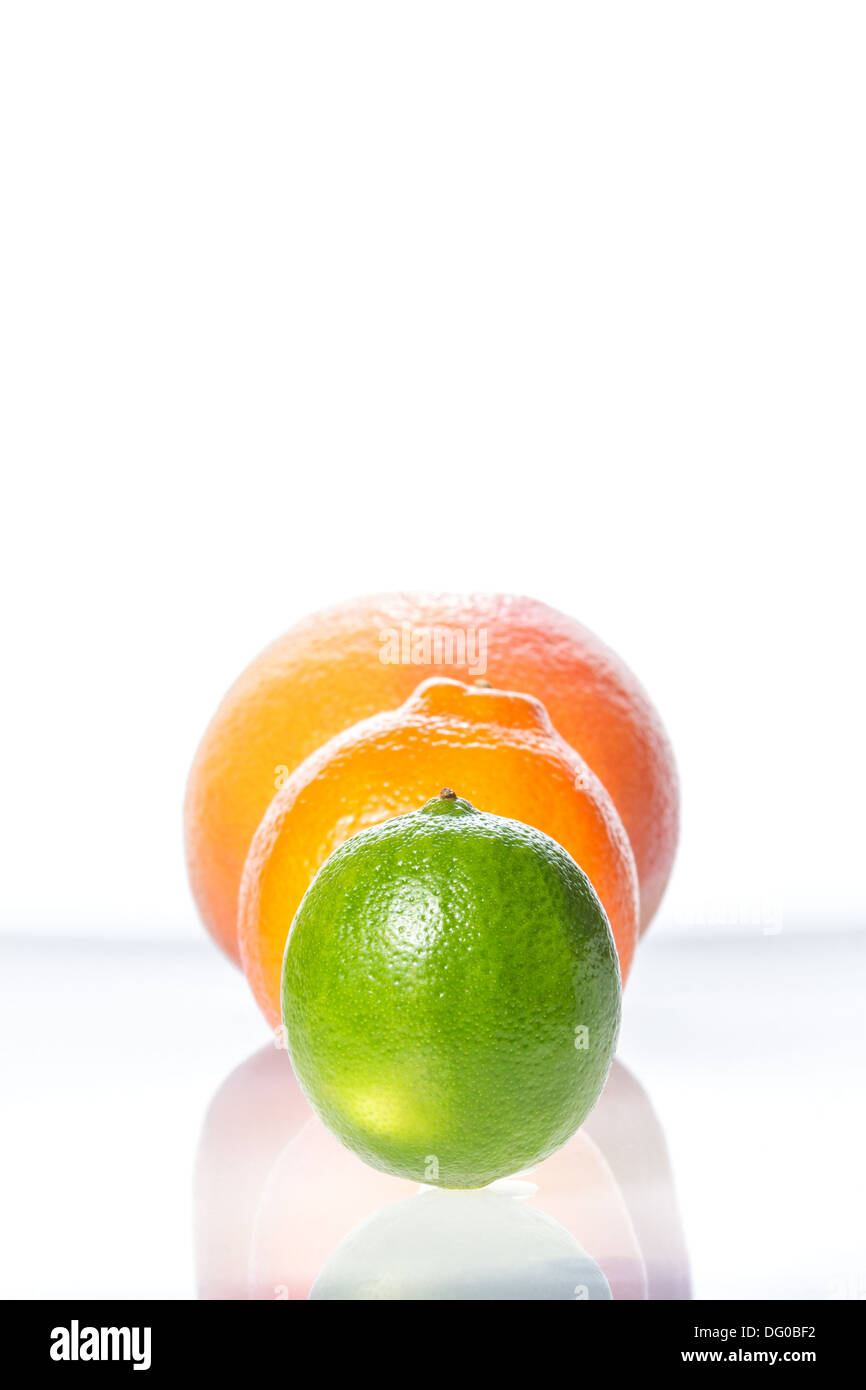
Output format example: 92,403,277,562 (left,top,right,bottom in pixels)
185,593,678,962
239,677,638,1028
